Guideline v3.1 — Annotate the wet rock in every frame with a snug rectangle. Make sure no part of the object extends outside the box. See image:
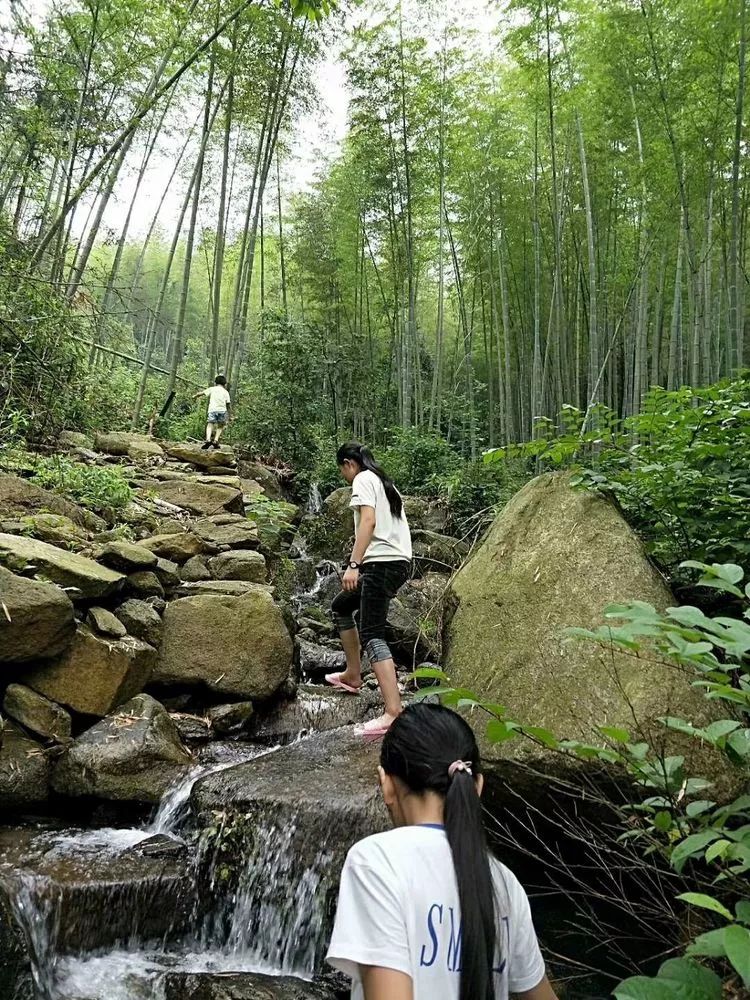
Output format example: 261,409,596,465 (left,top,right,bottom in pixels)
181,555,212,582
206,701,254,735
387,572,448,660
155,590,293,699
177,580,267,597
0,825,194,956
411,529,469,573
171,712,212,743
0,723,50,809
0,565,75,663
126,570,165,599
154,557,181,591
0,471,104,531
87,605,127,638
0,512,87,549
53,694,192,803
163,441,236,469
192,515,260,550
123,833,187,860
160,972,339,1000
142,531,210,563
297,638,346,679
114,599,162,647
151,480,244,517
25,627,156,716
209,549,267,583
249,686,379,743
191,728,388,970
99,539,158,572
236,460,283,498
0,532,124,600
3,683,71,742
307,486,354,561
0,890,28,1000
